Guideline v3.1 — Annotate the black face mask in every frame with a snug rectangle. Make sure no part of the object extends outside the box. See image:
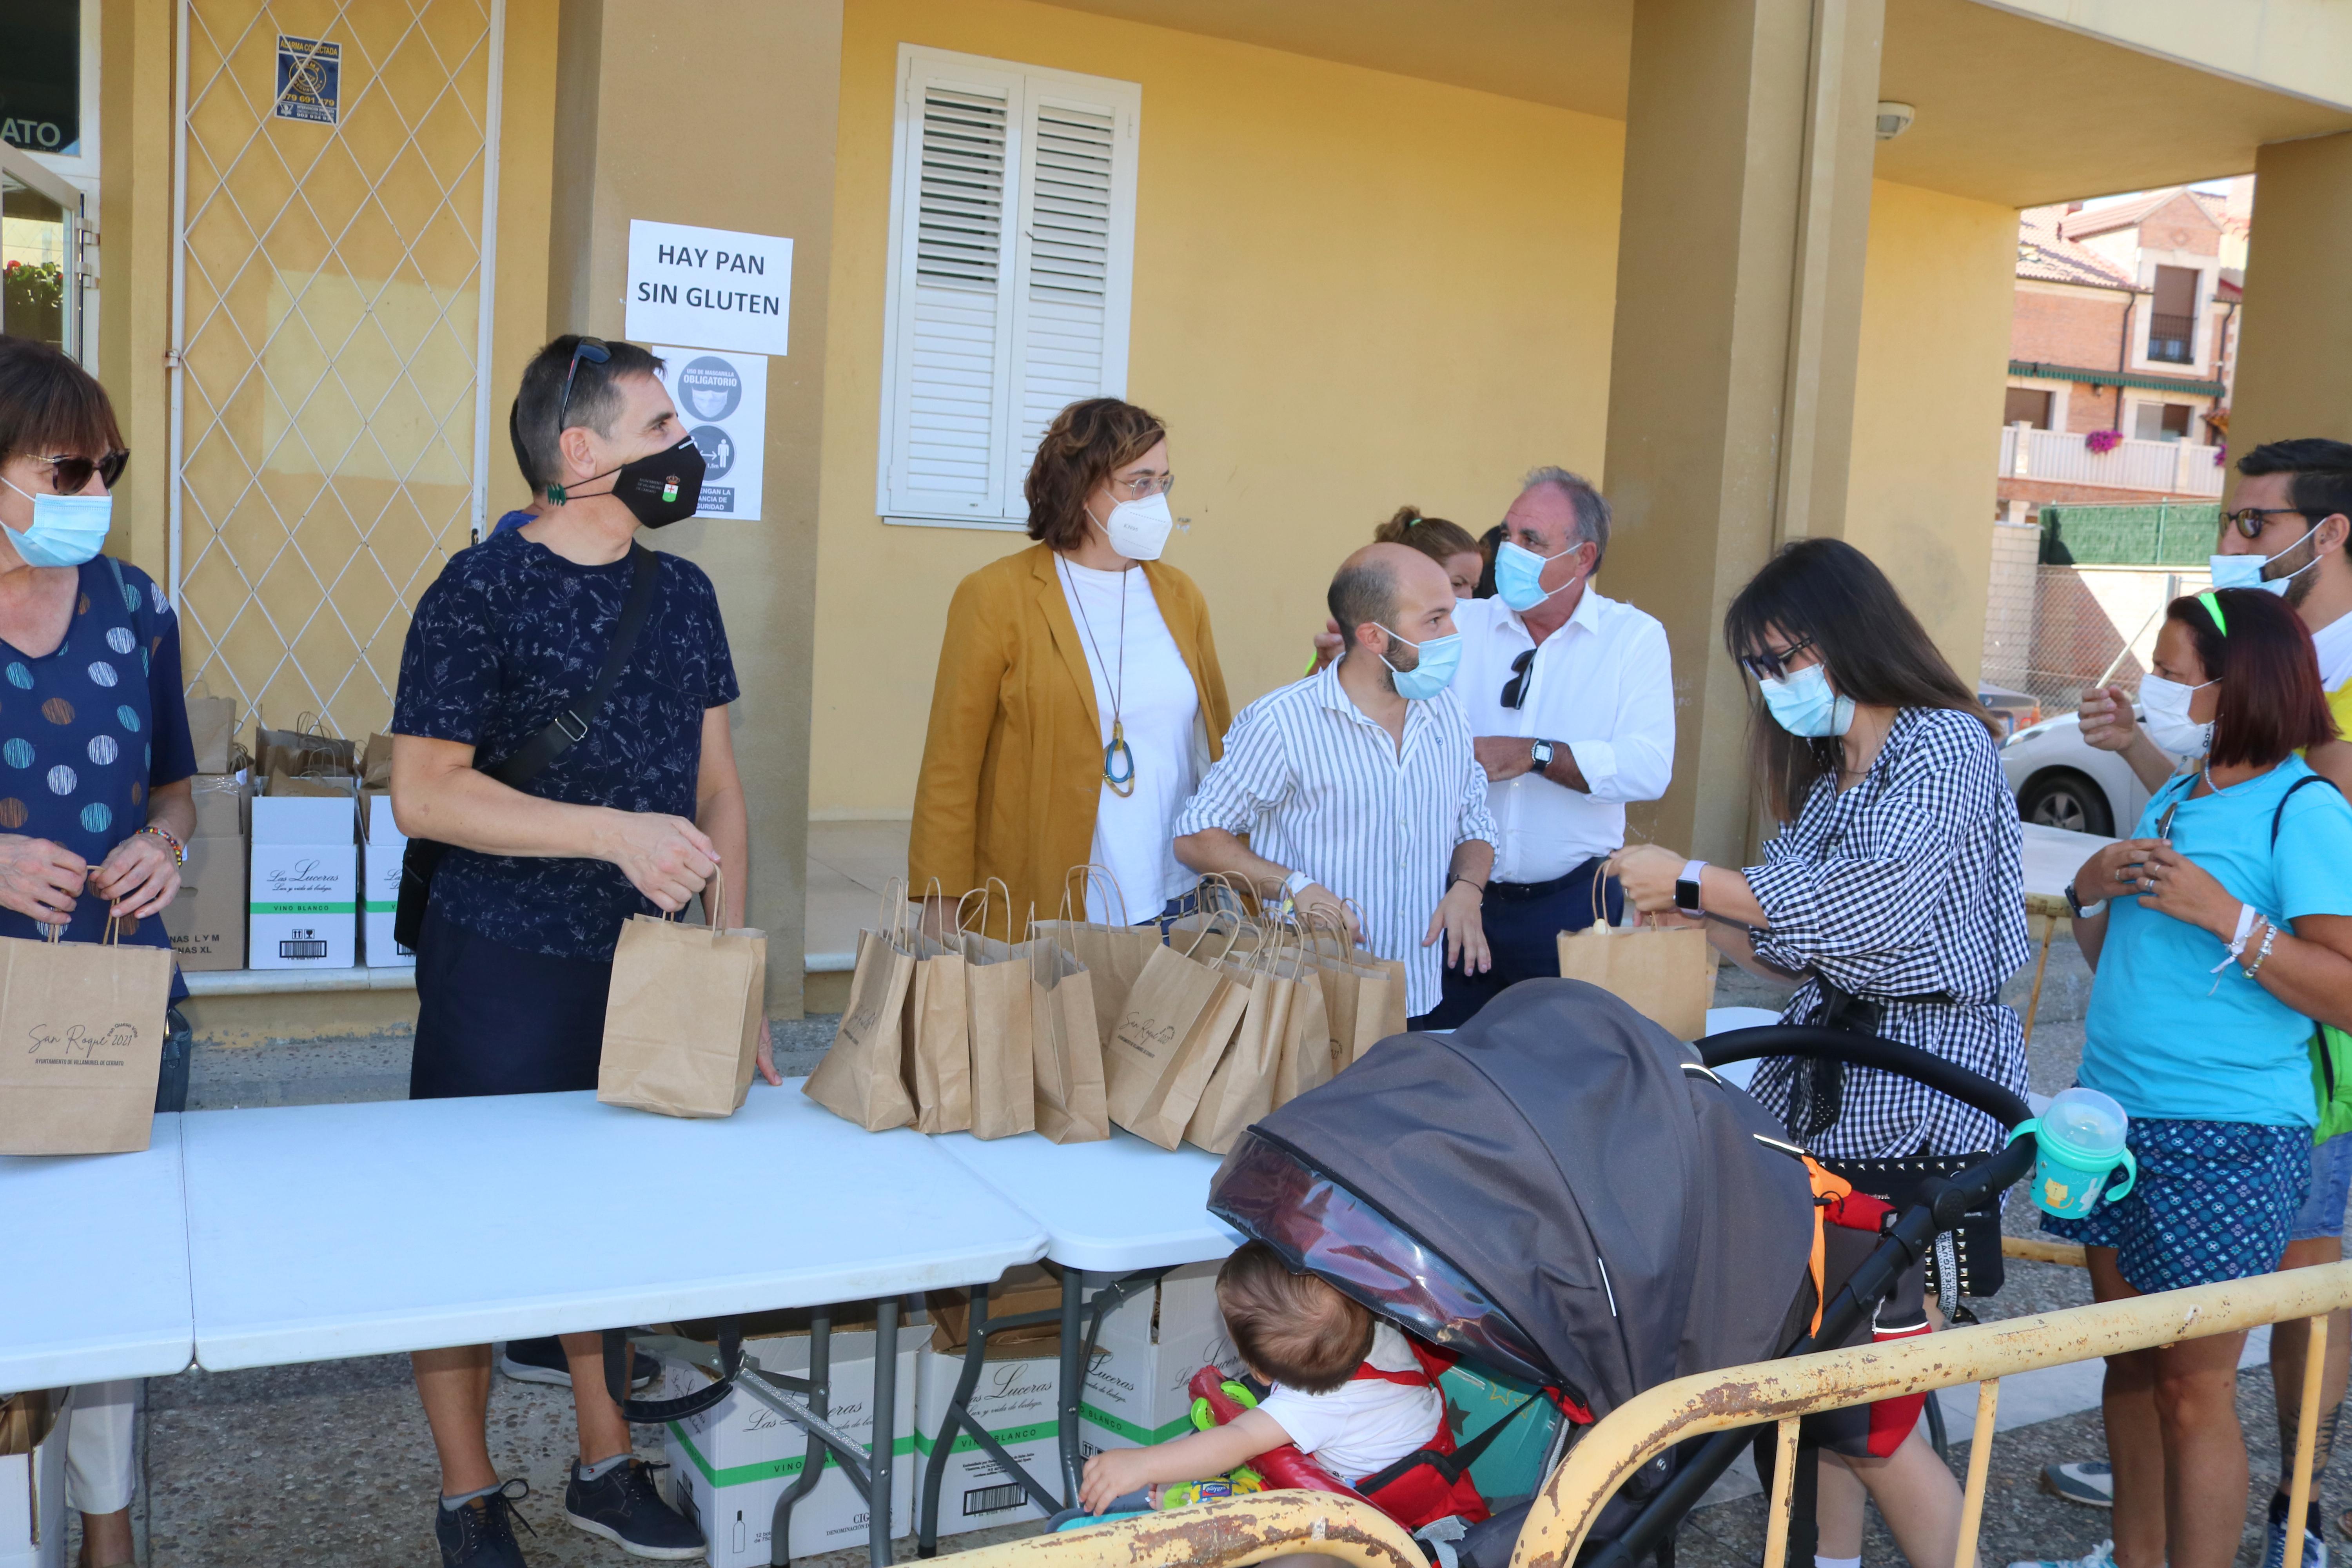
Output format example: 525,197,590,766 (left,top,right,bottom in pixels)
555,434,705,528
